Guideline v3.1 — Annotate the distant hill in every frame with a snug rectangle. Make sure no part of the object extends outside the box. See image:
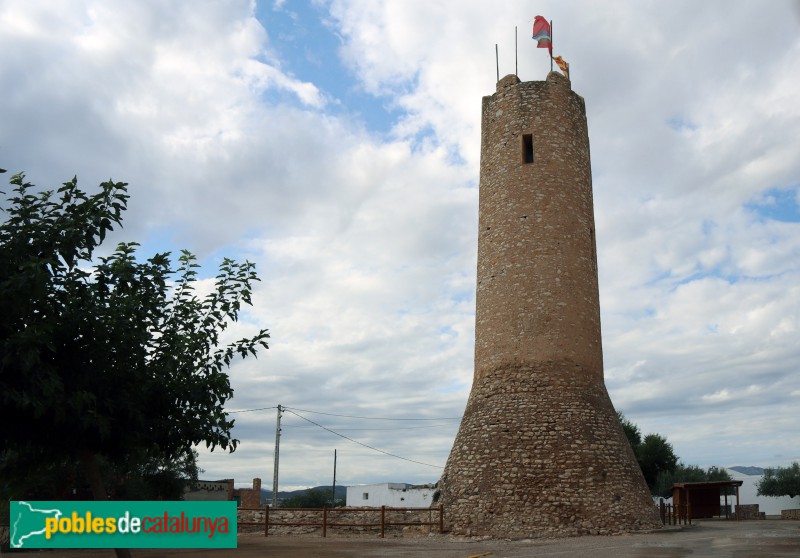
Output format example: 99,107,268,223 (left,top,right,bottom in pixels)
259,485,347,505
729,466,765,476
